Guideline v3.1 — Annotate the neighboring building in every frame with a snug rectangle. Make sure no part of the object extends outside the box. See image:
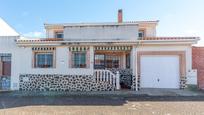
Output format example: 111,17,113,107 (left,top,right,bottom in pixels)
192,47,204,89
0,18,20,90
0,10,199,91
